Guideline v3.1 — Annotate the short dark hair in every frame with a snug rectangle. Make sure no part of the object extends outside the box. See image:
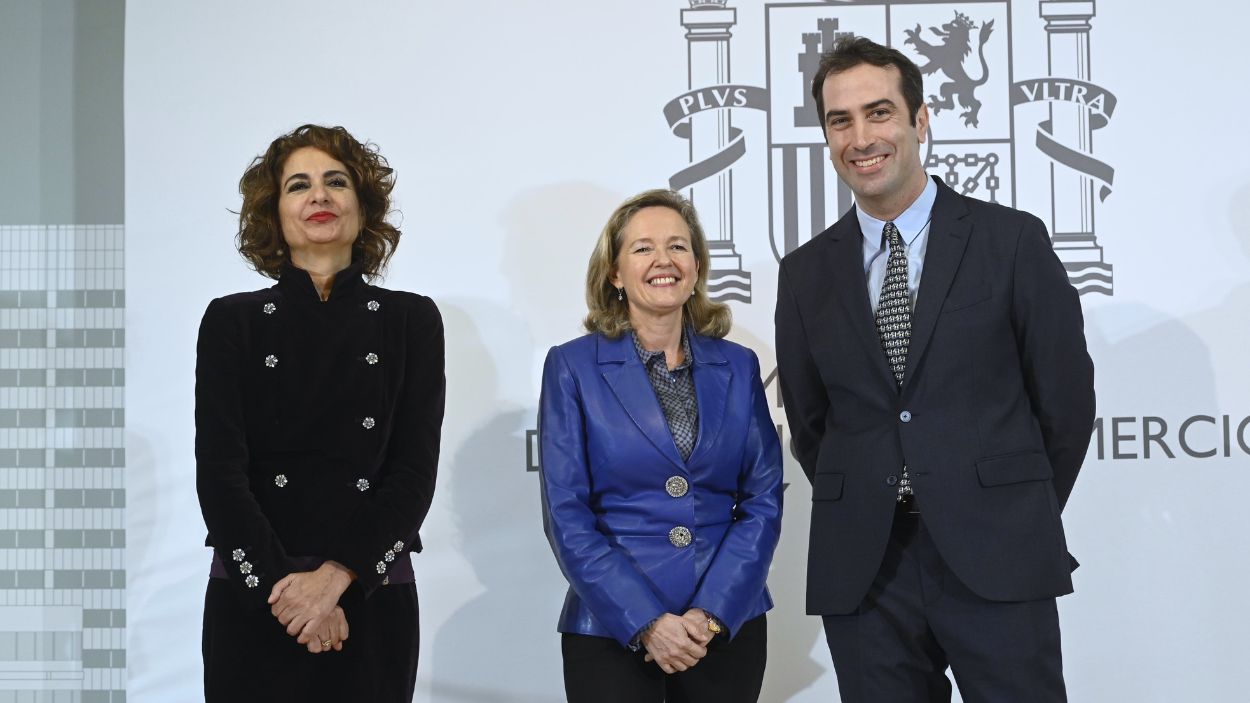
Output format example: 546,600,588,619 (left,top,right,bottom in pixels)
811,36,925,127
236,124,400,280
